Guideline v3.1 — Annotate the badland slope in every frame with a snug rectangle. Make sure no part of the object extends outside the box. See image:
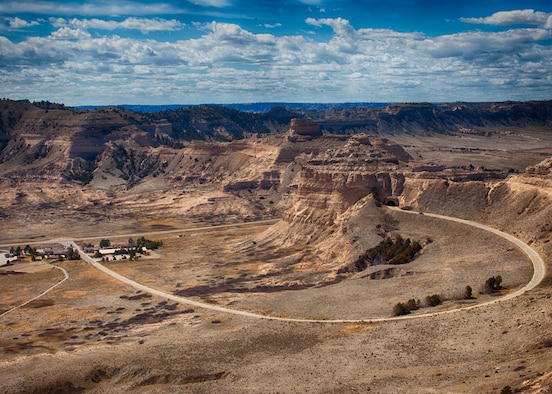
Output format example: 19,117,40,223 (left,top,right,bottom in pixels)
311,101,552,135
1,99,550,185
1,98,551,262
0,98,551,393
402,157,552,262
